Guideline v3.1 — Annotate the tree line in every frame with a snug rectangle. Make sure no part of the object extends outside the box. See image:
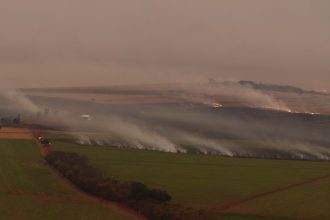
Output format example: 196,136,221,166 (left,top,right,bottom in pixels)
45,151,214,220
